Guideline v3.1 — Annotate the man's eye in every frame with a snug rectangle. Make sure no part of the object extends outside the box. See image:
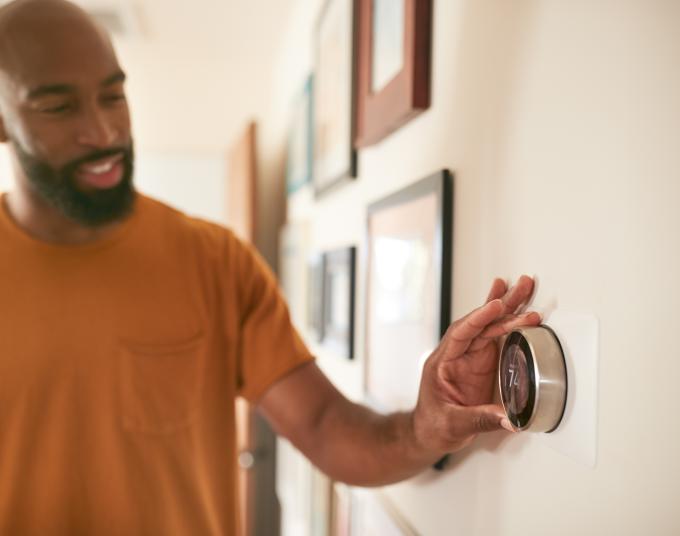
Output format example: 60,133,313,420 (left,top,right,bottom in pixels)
41,104,72,114
103,94,126,104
